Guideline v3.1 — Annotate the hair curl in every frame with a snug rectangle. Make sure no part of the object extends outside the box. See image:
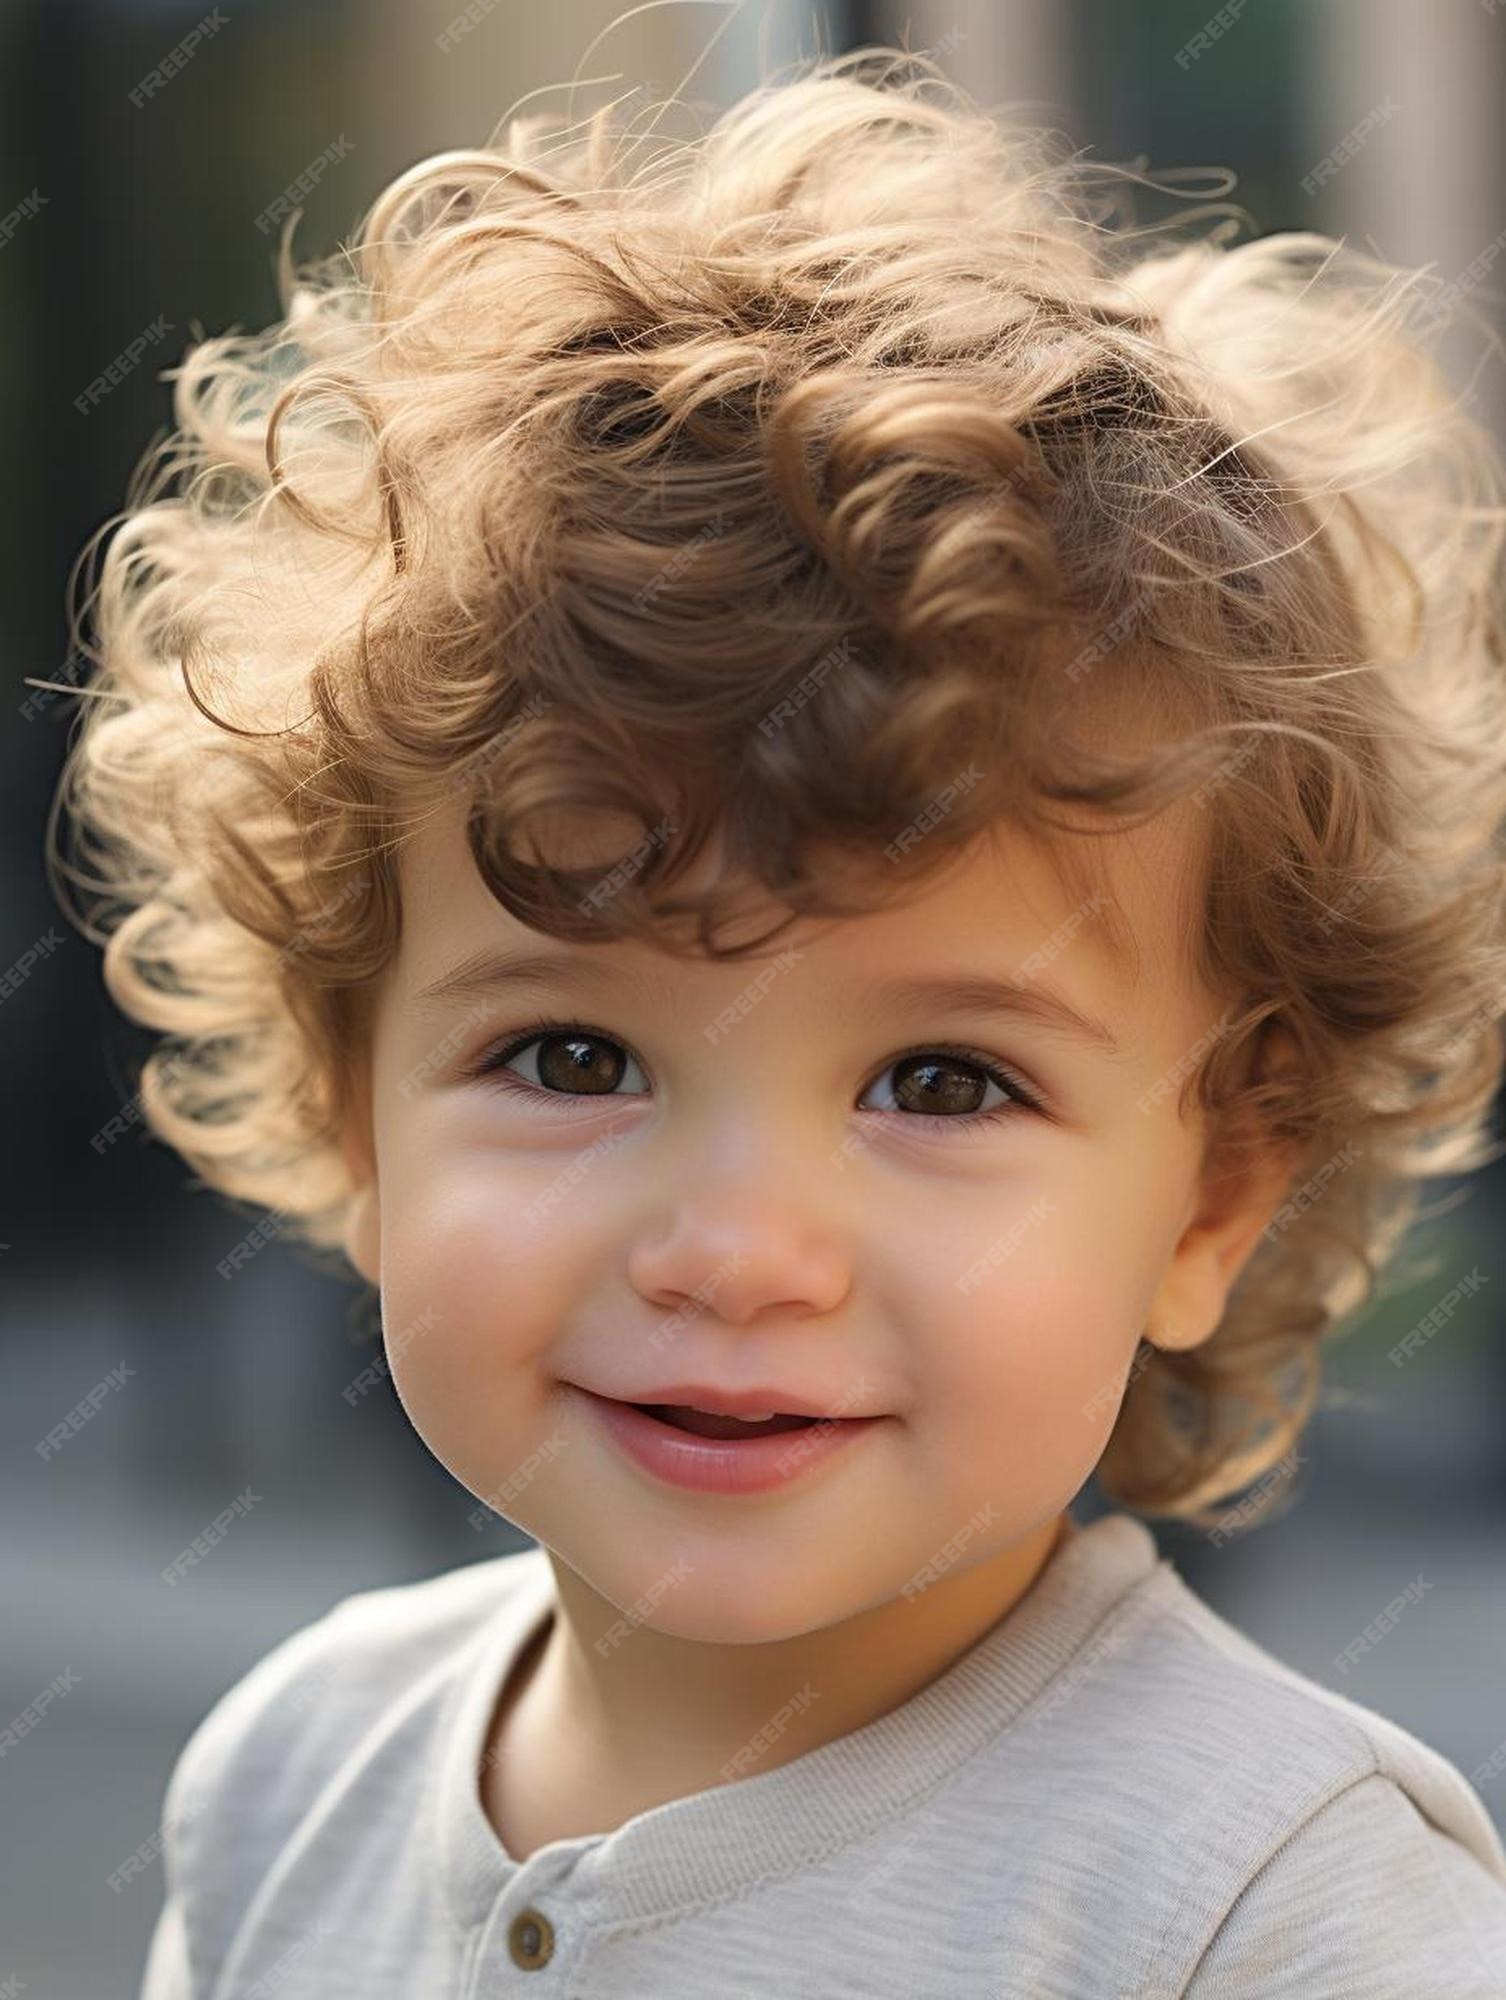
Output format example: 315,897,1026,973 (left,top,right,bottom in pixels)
49,47,1506,1529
